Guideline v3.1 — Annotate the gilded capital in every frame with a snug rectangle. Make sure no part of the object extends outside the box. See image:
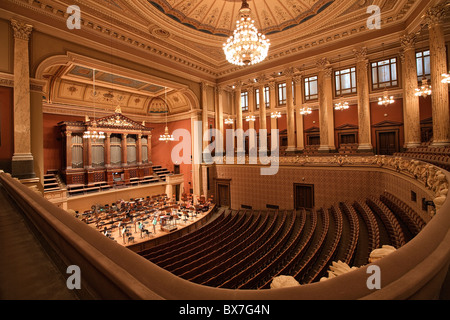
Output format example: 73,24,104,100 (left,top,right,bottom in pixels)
424,3,447,27
353,47,368,62
11,19,33,41
400,33,417,51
